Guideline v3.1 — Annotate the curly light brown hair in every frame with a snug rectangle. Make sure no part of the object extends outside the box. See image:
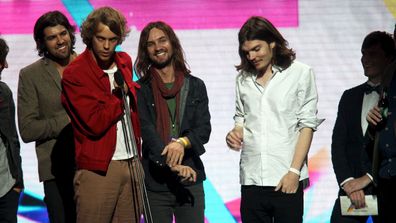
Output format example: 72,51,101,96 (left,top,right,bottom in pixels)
80,7,130,48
